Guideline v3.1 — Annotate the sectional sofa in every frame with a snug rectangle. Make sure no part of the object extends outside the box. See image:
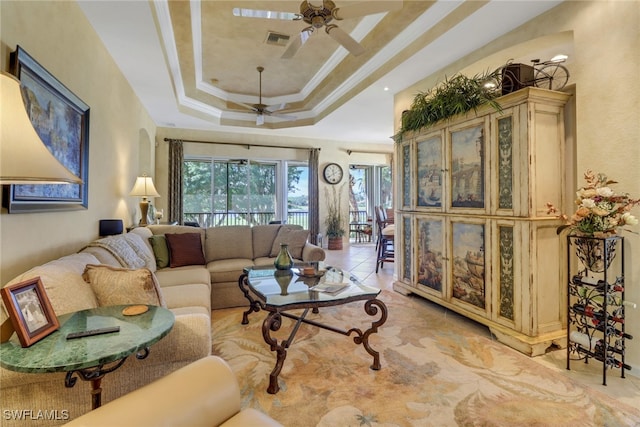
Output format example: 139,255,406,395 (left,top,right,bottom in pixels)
0,223,324,425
